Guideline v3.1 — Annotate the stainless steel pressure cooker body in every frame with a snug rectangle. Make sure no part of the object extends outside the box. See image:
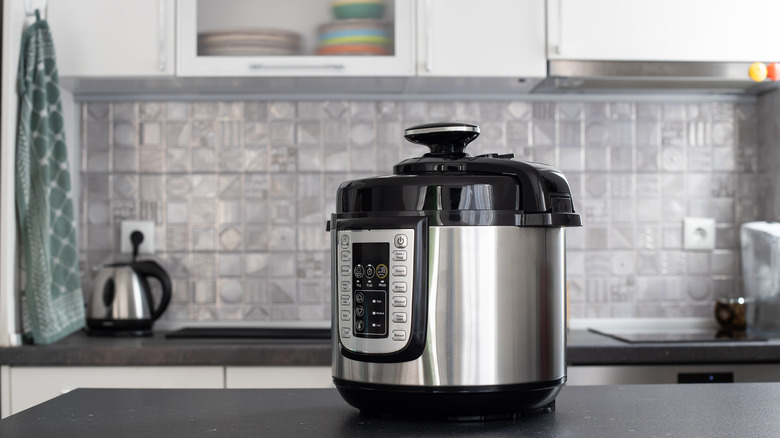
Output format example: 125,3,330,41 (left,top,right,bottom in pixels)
329,122,582,419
